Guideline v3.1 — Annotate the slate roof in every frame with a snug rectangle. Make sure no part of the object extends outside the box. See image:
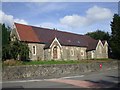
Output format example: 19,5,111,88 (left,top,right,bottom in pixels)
15,23,39,42
14,23,100,51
